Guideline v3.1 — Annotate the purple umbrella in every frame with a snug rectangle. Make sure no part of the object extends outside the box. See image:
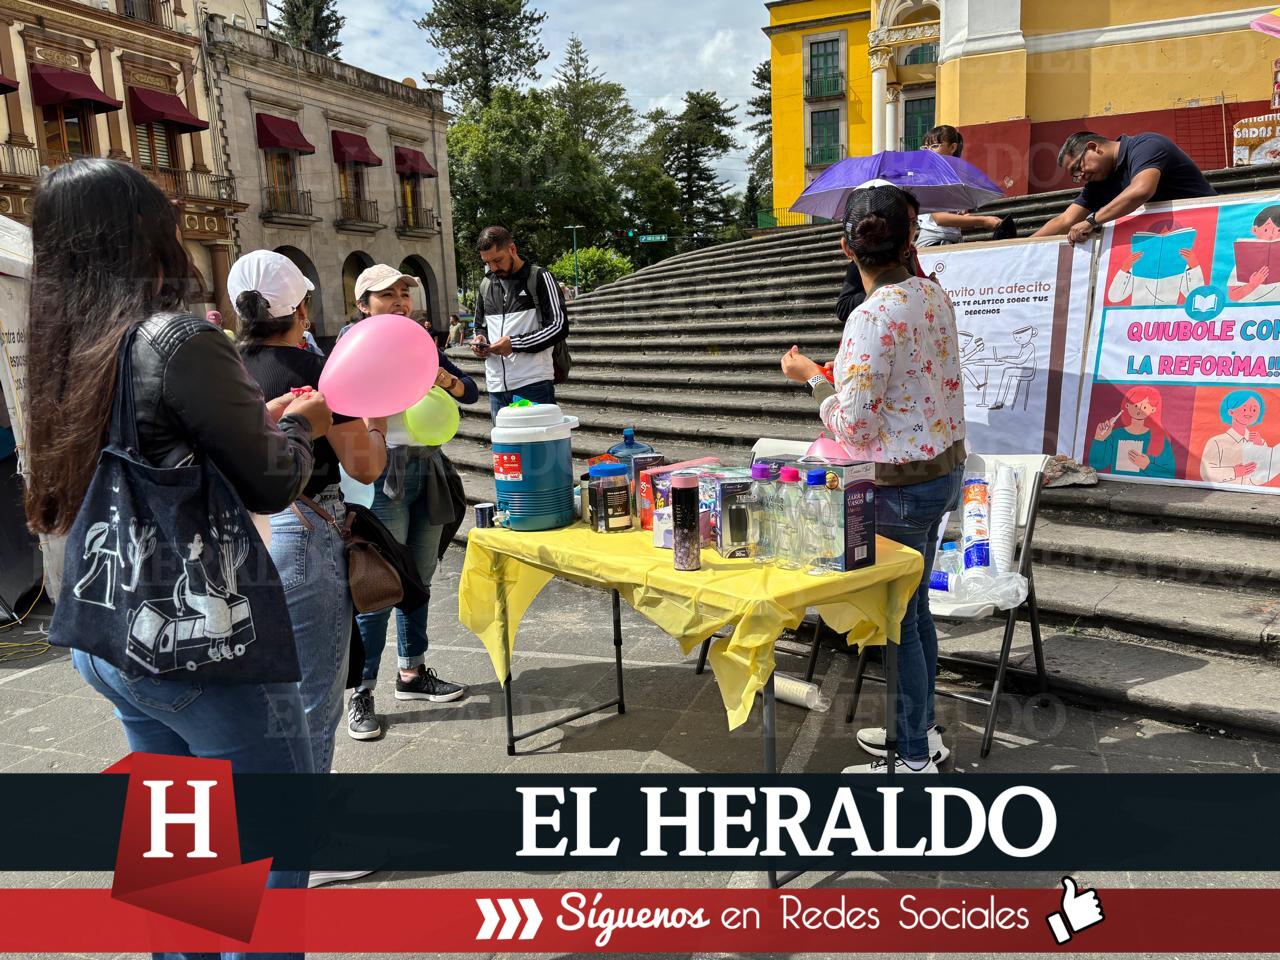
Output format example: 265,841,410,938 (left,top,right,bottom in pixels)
790,150,1004,219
